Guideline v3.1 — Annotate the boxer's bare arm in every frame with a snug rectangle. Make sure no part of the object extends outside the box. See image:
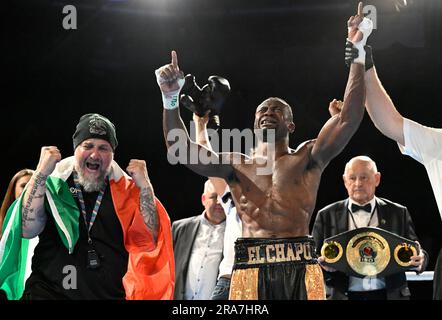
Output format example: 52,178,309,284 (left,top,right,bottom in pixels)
311,63,365,169
193,112,211,147
193,113,228,196
365,67,405,145
311,3,366,169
